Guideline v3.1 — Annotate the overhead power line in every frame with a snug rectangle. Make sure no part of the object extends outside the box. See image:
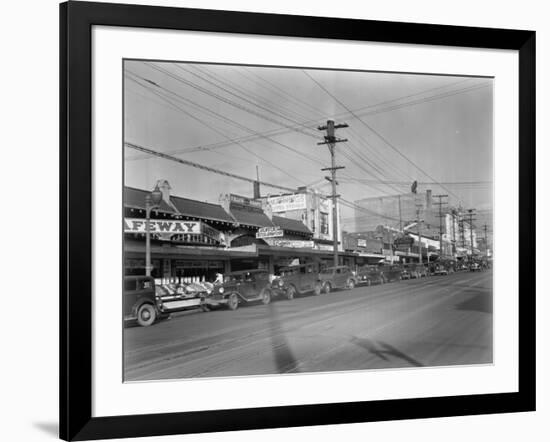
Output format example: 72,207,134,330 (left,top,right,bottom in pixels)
302,70,464,202
125,142,296,193
125,74,308,185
